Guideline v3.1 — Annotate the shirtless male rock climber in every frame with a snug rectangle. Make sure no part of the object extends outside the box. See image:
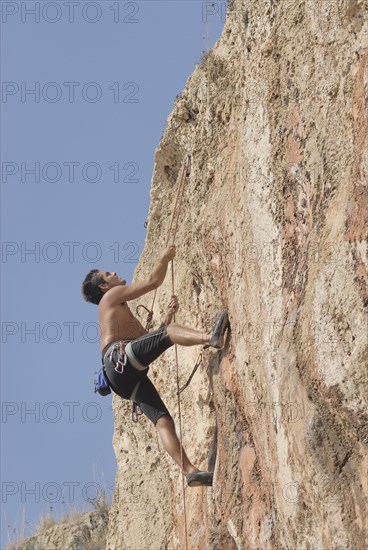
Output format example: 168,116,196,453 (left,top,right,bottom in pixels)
81,244,229,487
